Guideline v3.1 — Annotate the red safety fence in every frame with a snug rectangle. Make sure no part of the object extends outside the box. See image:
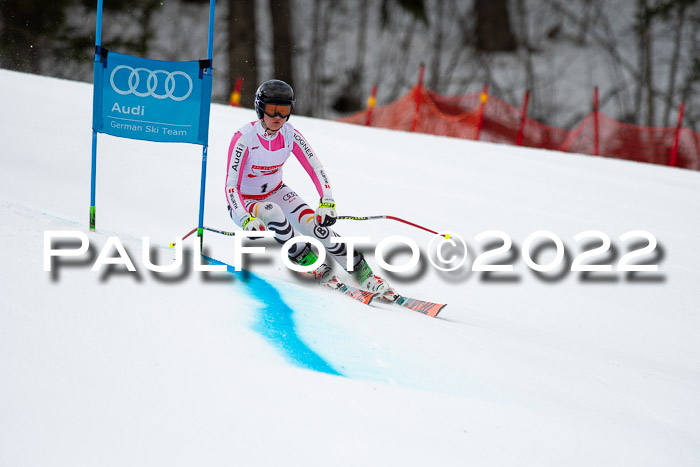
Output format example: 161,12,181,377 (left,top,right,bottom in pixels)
338,77,700,171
